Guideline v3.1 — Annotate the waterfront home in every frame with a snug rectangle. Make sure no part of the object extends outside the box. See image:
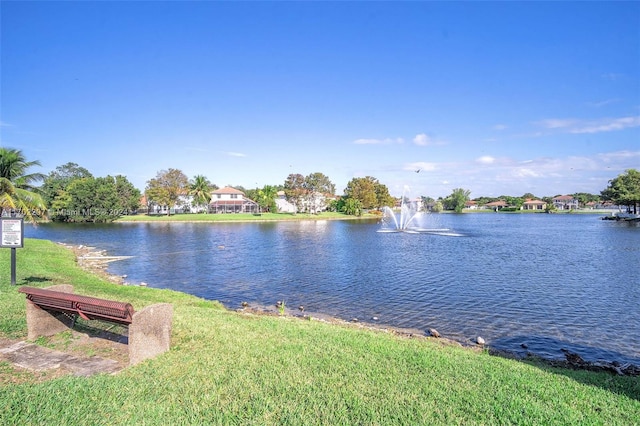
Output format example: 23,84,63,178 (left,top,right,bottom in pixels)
465,200,478,210
552,195,579,210
522,199,547,211
275,191,297,213
209,187,259,214
484,200,509,211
